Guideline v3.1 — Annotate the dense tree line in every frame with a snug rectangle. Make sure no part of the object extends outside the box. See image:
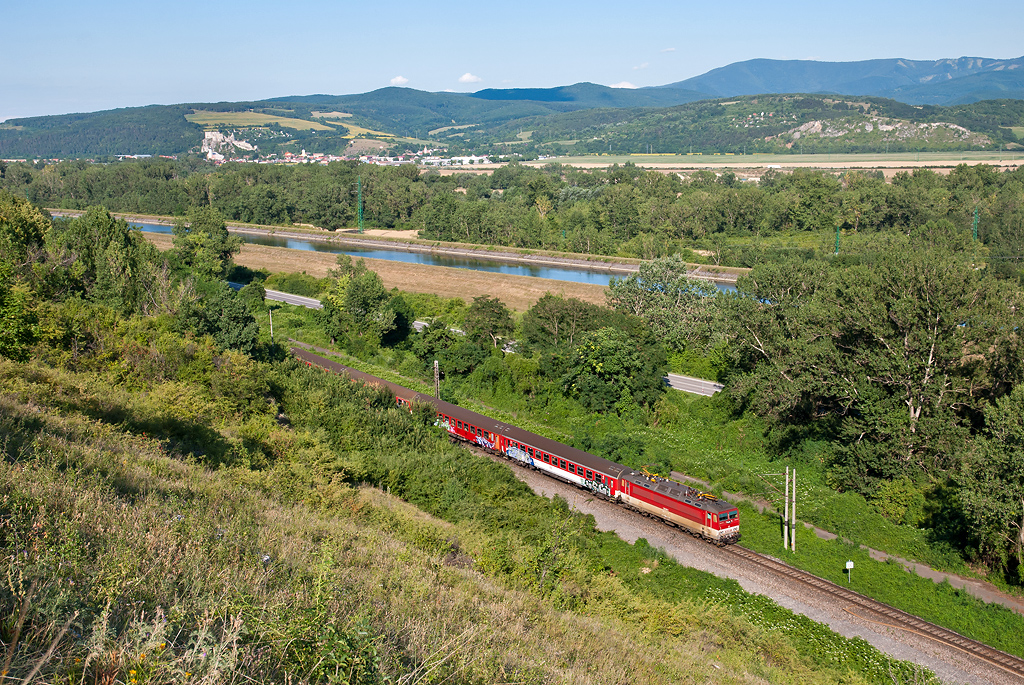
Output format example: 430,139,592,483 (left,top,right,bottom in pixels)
607,243,1024,581
6,158,1024,278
